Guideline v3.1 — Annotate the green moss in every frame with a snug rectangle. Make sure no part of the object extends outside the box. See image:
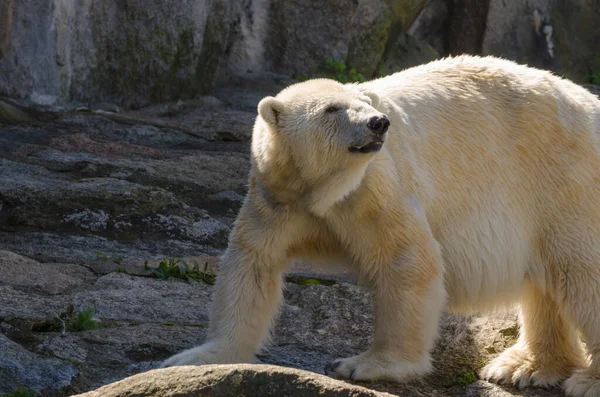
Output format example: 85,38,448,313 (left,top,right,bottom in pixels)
346,11,395,77
456,370,478,386
346,0,423,78
194,5,226,95
97,20,215,107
